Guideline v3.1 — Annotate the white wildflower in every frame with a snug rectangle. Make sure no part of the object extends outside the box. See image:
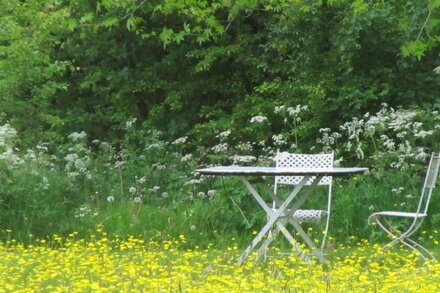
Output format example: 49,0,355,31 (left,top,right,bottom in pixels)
25,149,37,161
172,136,187,145
114,161,125,169
181,154,193,162
211,143,228,153
129,187,137,194
67,172,79,179
152,163,166,170
396,131,407,138
107,196,115,202
145,143,161,150
150,186,160,192
236,142,253,152
216,130,231,138
355,145,364,159
74,158,88,171
184,179,203,185
68,131,87,141
41,177,50,190
230,155,256,164
125,118,137,130
272,134,286,146
36,143,49,152
250,115,268,123
274,105,286,114
413,130,433,138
